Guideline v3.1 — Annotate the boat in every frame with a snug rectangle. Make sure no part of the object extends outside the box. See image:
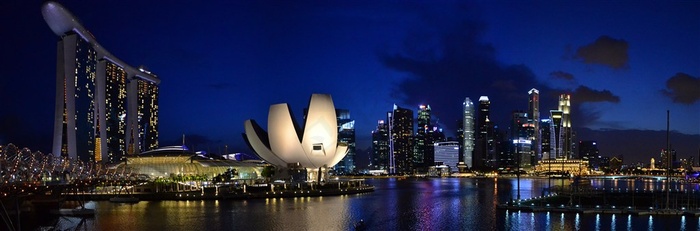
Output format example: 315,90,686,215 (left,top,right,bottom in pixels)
109,196,139,203
354,219,366,231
